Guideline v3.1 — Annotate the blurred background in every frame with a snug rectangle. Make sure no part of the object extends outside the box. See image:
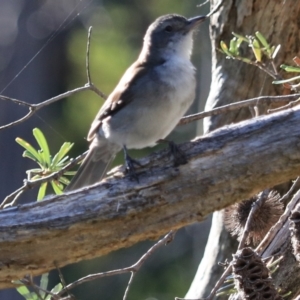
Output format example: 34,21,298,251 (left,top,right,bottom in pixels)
0,0,212,299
